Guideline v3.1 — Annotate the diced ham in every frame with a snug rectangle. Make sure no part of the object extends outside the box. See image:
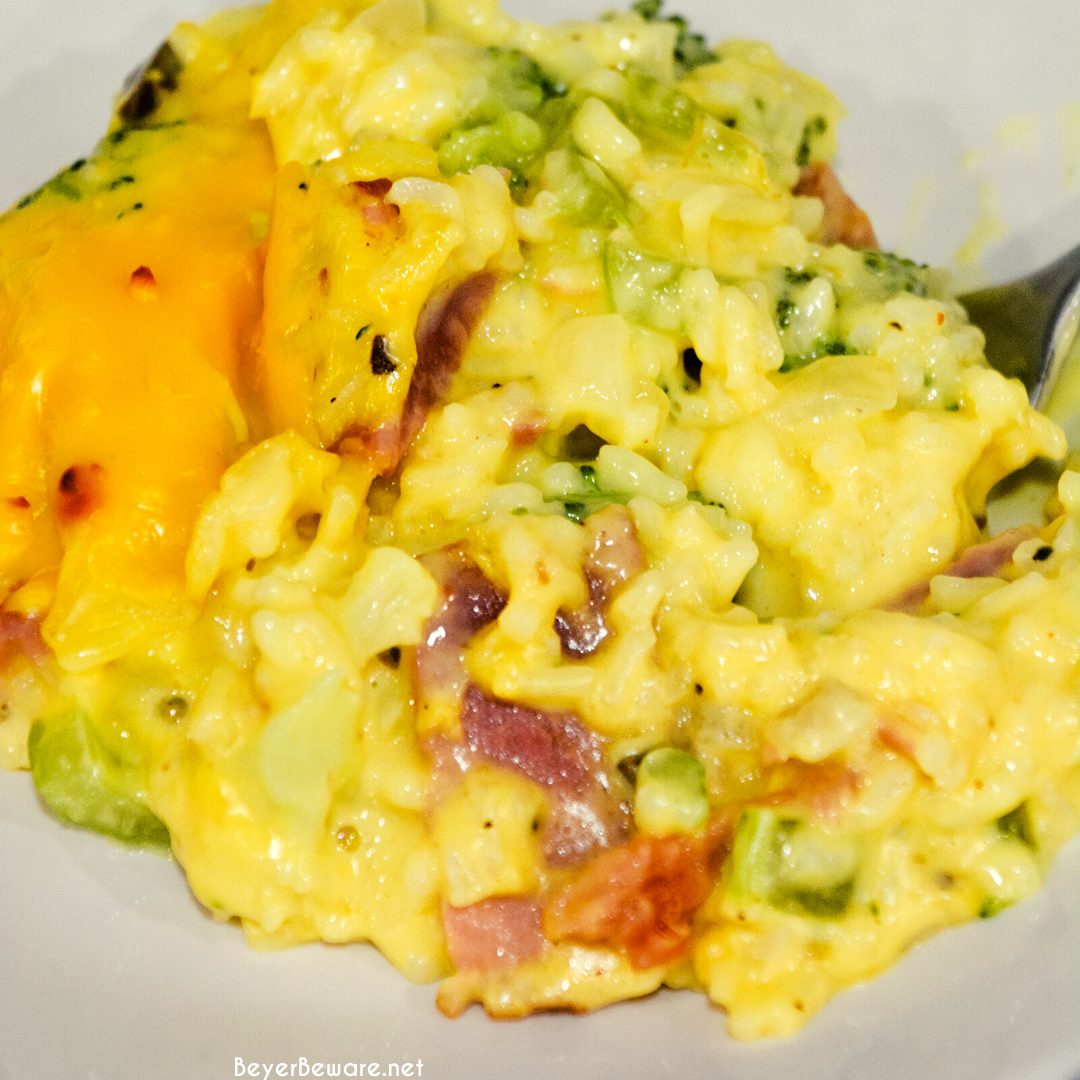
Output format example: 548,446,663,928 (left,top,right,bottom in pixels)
415,551,506,701
332,422,402,476
439,560,507,635
460,685,630,866
415,514,644,866
361,200,400,232
510,413,548,449
587,505,647,592
415,549,633,869
347,178,402,236
461,685,601,792
794,163,878,250
350,178,394,198
885,525,1039,612
554,505,646,660
333,271,497,475
0,611,45,666
541,792,629,868
755,759,861,821
403,272,497,451
443,896,545,972
542,833,714,969
938,524,1039,580
553,590,609,659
